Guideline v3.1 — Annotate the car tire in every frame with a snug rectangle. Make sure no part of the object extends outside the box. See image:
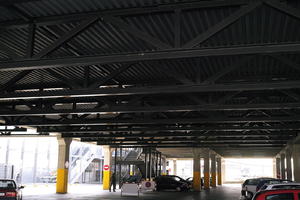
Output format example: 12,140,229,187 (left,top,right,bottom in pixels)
176,186,181,192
